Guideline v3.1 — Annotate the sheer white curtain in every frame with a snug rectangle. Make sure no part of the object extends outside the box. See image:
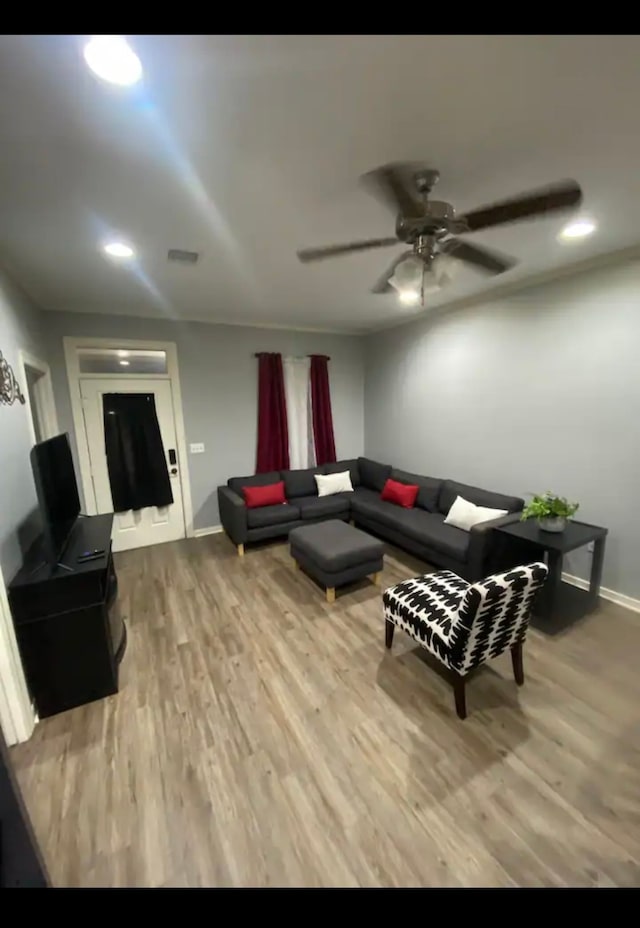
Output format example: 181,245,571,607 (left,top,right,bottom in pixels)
283,356,316,470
